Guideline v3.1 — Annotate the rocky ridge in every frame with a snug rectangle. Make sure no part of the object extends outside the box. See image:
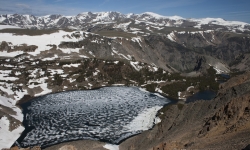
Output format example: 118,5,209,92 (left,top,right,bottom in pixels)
119,72,250,150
